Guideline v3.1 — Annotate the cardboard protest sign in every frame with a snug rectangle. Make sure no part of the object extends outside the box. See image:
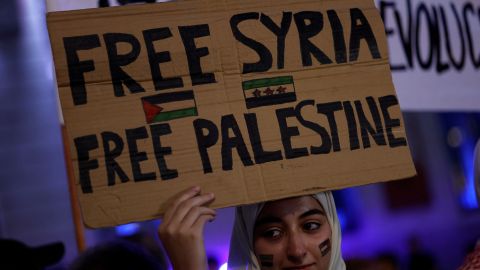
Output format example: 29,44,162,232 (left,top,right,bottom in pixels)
47,0,416,228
